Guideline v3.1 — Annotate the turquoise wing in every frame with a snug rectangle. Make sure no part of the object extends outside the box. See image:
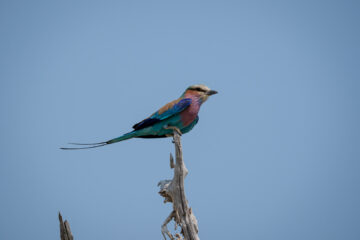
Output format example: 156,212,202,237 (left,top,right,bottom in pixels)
132,98,192,130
